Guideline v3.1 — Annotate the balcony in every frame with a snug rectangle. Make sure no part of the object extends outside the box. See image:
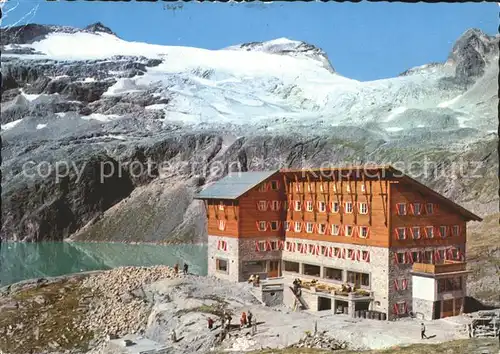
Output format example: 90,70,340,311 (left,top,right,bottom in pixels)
412,260,467,275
